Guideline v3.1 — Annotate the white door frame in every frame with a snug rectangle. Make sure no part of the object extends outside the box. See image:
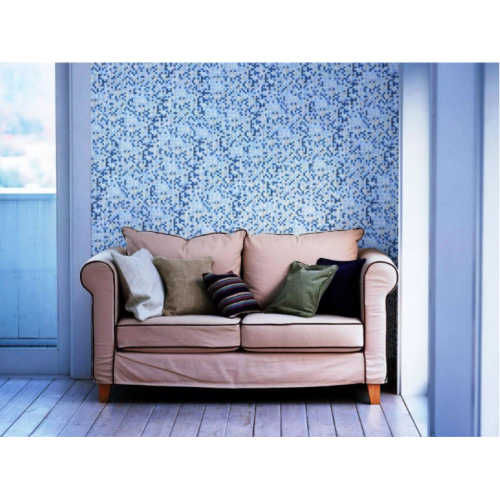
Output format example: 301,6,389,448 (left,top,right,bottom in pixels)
66,63,93,379
428,63,495,437
0,63,92,377
56,62,93,379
